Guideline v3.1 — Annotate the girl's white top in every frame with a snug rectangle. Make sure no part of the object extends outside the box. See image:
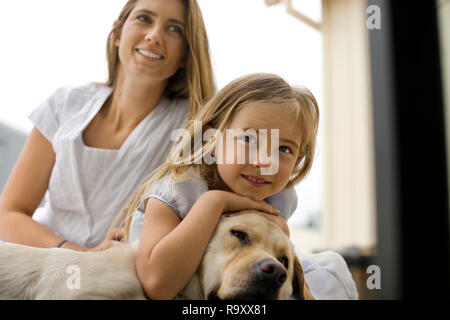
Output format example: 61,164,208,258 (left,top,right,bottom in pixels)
29,83,189,248
128,174,298,242
129,175,358,300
